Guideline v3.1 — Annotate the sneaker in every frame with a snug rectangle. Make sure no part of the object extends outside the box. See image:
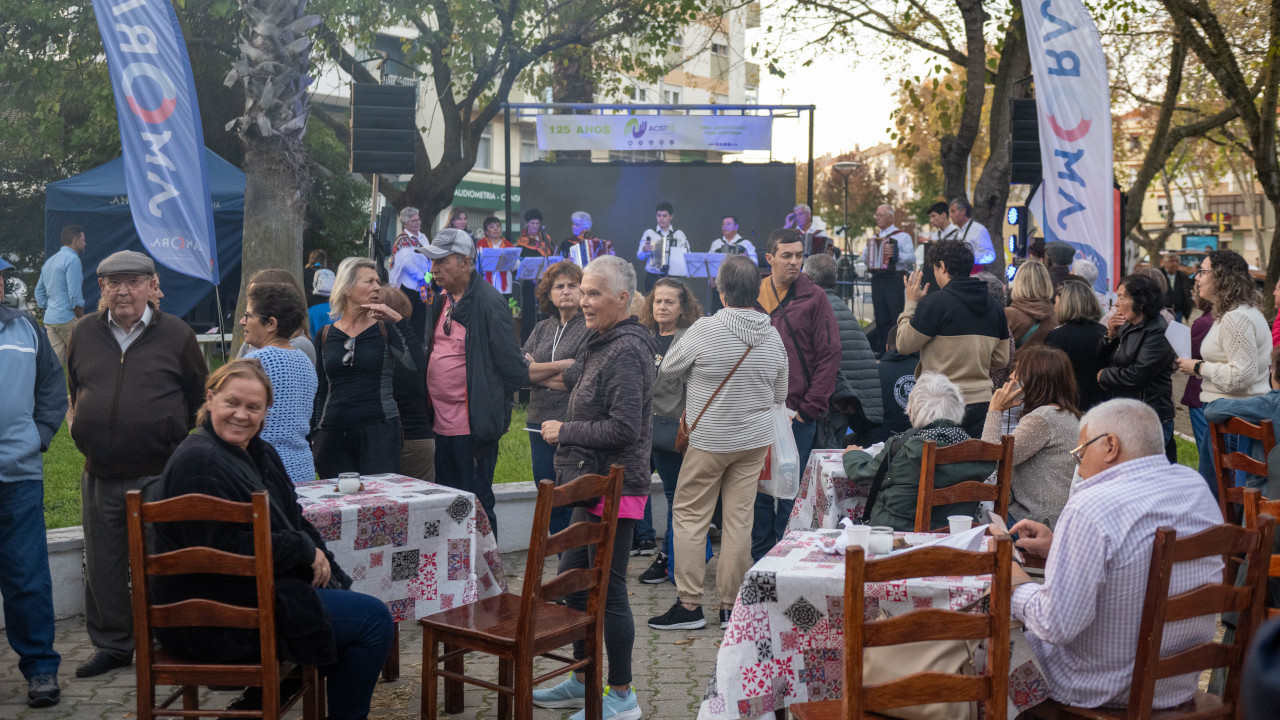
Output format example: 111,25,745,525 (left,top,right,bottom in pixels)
635,539,657,556
27,673,60,708
569,687,642,720
630,539,640,556
532,673,587,709
648,602,706,630
719,608,732,629
638,554,669,584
